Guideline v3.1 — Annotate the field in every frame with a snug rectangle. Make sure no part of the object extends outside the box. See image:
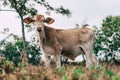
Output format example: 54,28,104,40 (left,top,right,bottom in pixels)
0,60,120,80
